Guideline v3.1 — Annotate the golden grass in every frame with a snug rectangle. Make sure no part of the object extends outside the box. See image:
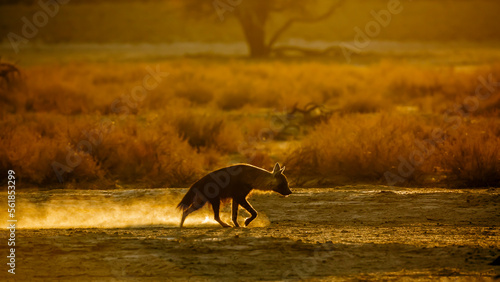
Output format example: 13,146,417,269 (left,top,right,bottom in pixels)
437,120,500,187
286,114,500,187
286,113,432,184
0,112,205,187
1,60,499,188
